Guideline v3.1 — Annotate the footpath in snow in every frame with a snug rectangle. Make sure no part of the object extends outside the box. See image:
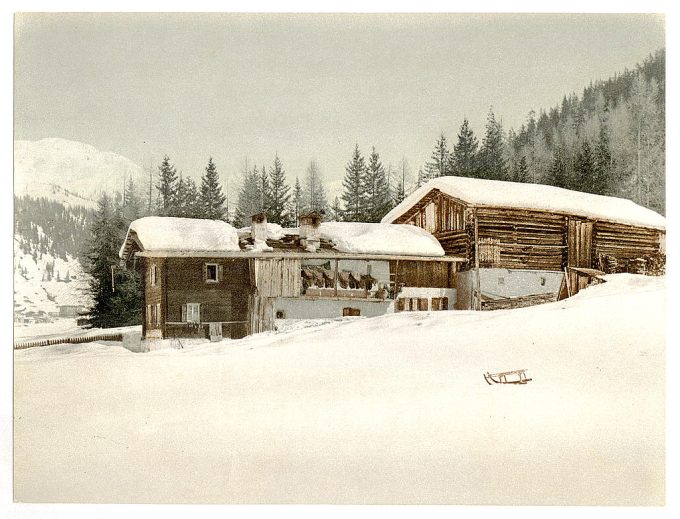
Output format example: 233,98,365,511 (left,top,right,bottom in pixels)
13,274,666,504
